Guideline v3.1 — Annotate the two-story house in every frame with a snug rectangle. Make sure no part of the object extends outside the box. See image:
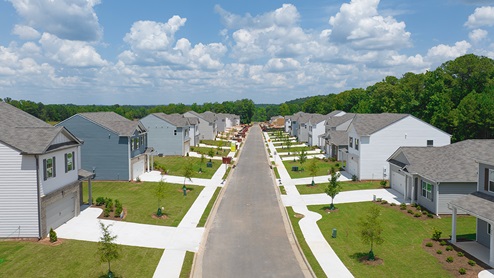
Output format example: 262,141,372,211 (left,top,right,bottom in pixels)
184,111,218,140
450,156,494,267
140,113,196,156
345,113,450,180
58,112,150,181
320,113,355,160
0,102,86,238
387,140,494,215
